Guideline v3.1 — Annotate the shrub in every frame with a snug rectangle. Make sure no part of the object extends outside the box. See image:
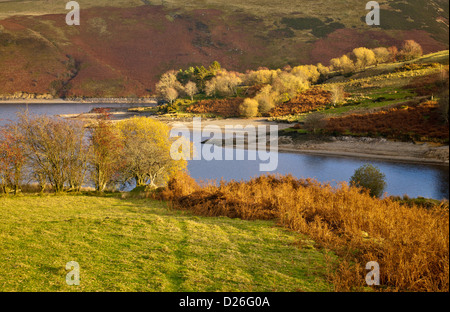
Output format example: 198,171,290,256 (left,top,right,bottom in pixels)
269,87,331,117
254,85,276,114
350,164,386,198
372,47,392,65
330,55,355,75
398,40,423,61
325,101,449,142
185,98,243,117
303,112,327,134
352,47,376,70
239,98,259,118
